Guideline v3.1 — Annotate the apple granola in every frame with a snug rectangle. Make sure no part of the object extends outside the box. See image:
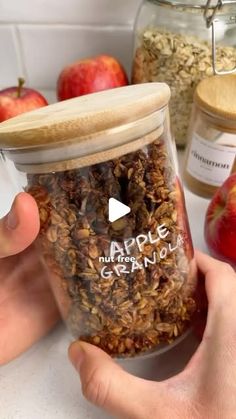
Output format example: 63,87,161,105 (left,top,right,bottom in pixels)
27,135,198,357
